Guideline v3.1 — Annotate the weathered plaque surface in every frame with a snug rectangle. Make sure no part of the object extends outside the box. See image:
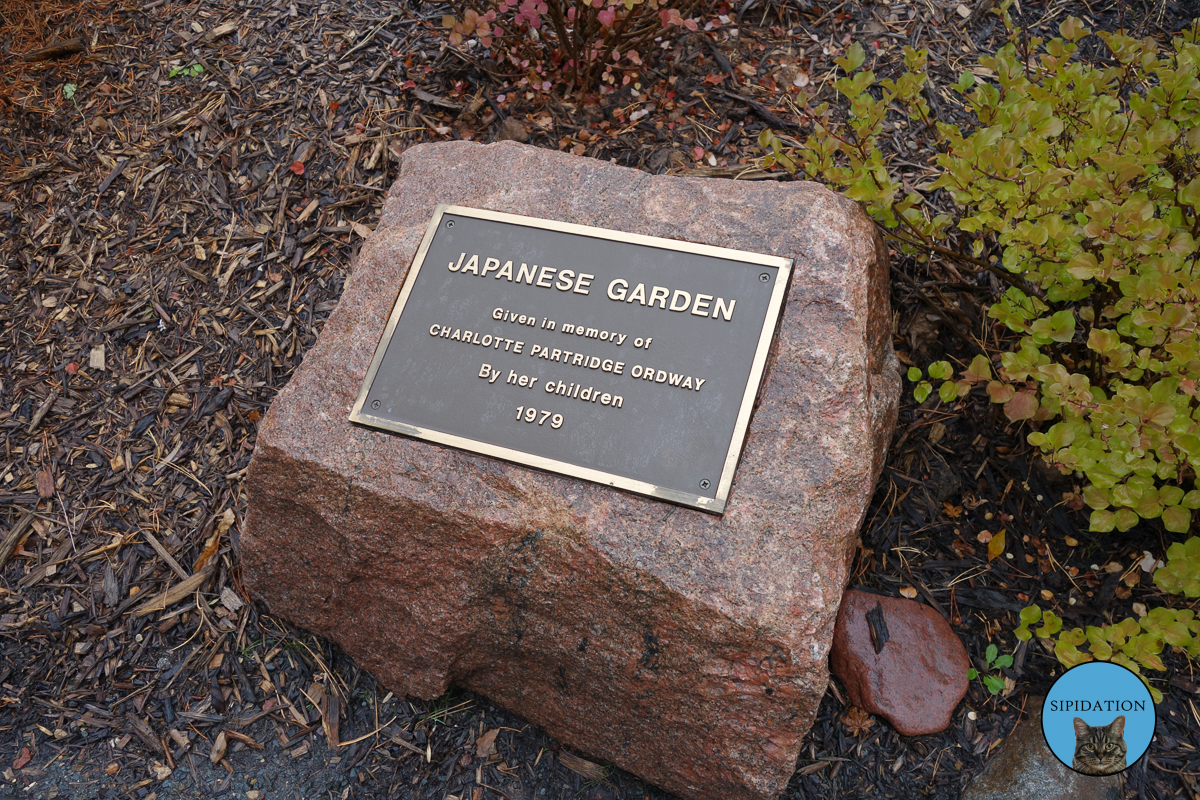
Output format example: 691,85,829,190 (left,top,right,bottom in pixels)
349,204,792,512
